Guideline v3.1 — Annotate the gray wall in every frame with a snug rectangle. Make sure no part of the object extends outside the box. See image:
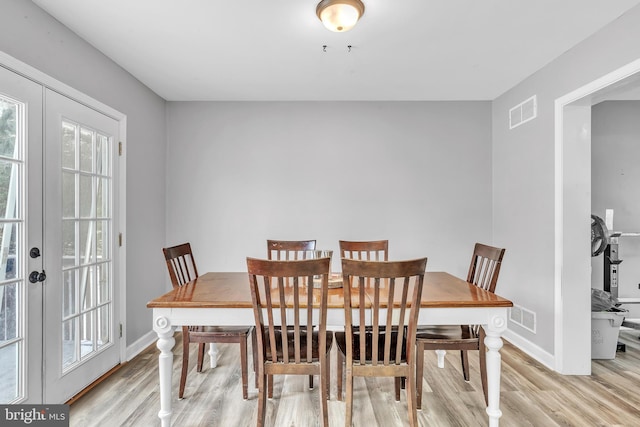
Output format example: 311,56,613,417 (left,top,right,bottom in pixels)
591,101,640,318
165,101,492,275
0,0,167,346
492,5,640,355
